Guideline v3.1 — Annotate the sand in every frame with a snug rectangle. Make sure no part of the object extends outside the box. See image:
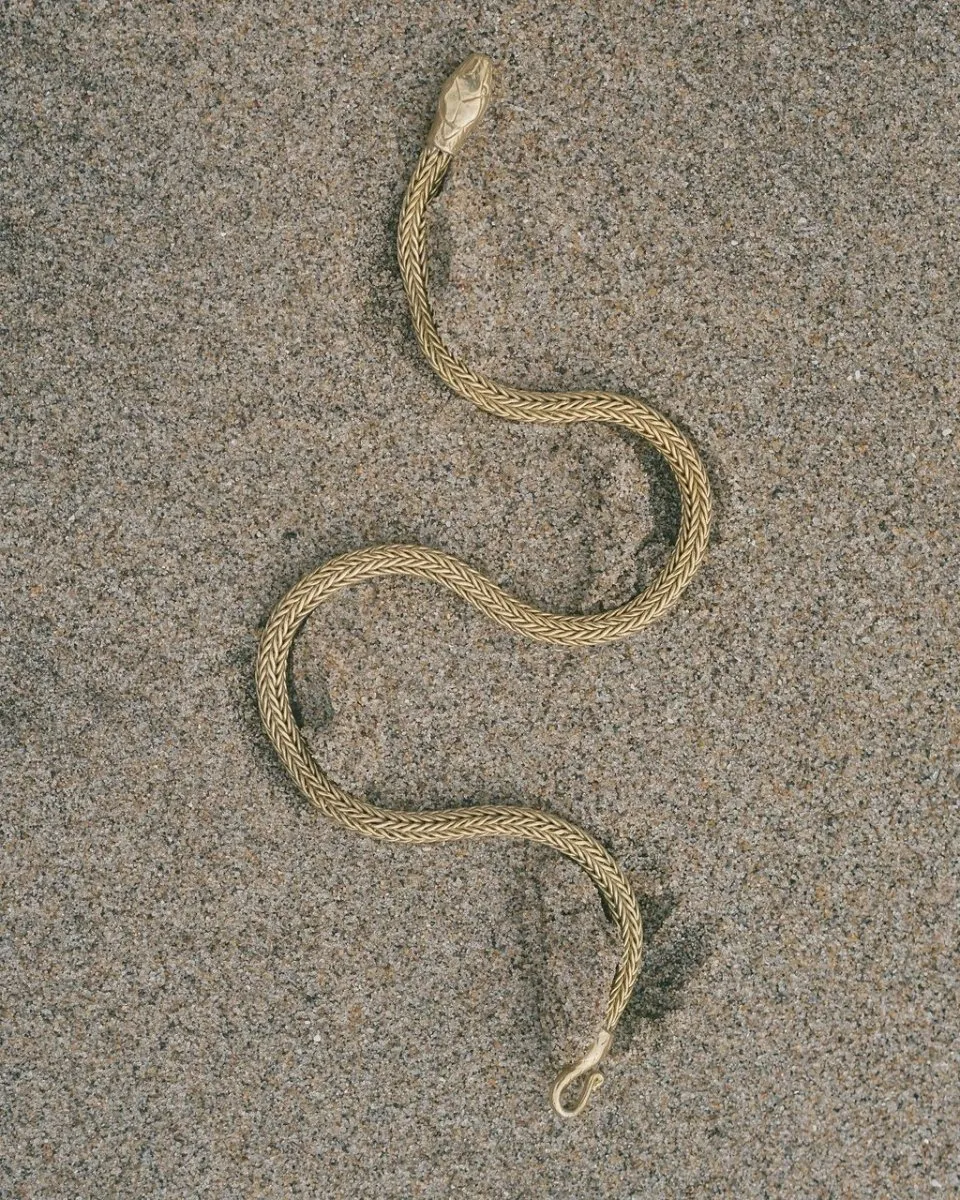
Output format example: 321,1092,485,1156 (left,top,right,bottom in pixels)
2,2,958,1196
